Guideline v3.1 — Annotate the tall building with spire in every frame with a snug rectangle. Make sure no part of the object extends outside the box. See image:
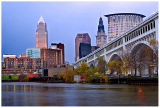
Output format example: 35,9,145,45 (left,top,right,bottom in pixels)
36,16,48,49
96,17,107,47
